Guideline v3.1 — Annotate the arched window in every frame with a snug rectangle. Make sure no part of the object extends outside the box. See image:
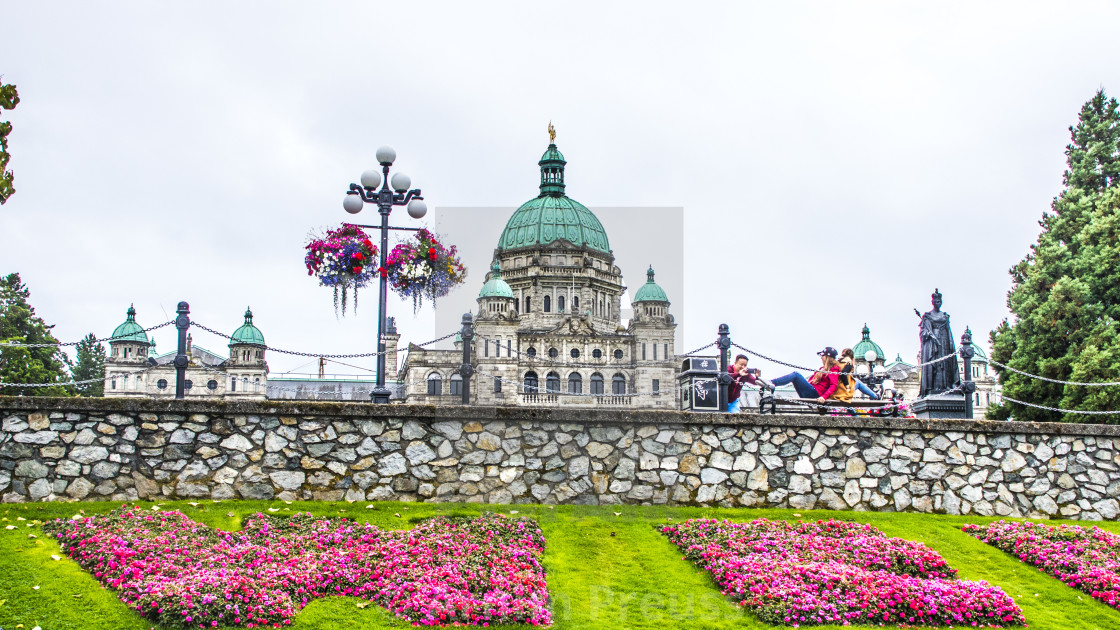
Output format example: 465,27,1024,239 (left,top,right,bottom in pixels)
570,348,580,359
613,349,624,360
524,371,539,392
568,372,582,394
544,295,551,312
612,373,627,395
524,297,531,312
546,371,560,393
427,372,443,396
573,296,579,310
527,347,537,357
592,349,602,359
450,373,463,396
558,295,565,312
548,347,559,358
590,372,604,395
